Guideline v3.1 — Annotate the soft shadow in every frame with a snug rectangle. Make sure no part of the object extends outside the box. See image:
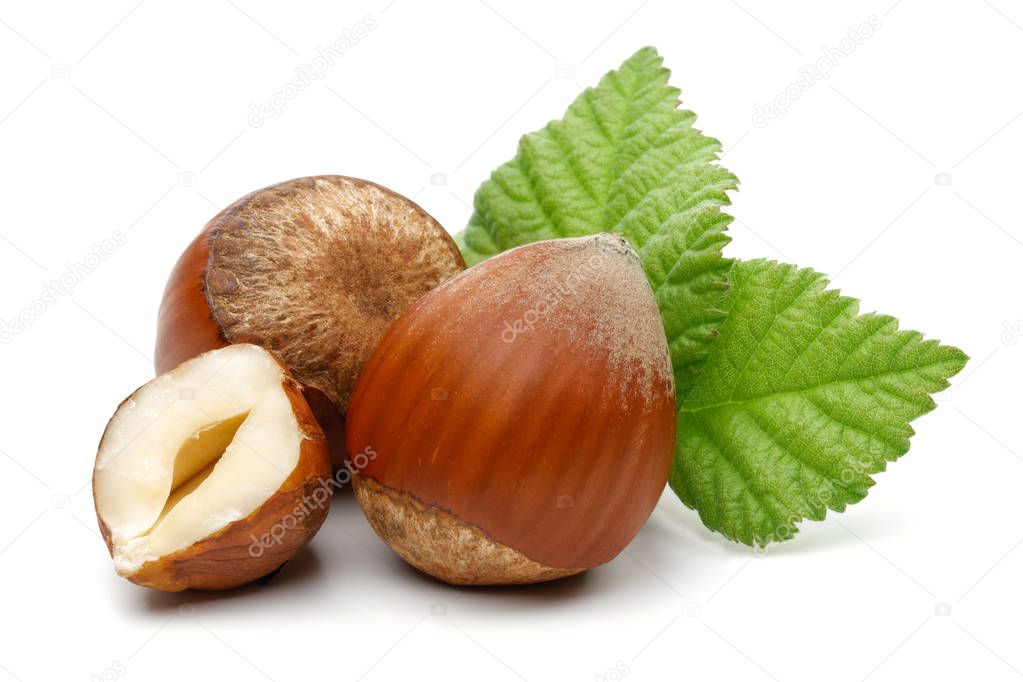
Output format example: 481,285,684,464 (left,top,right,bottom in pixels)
329,484,361,511
395,554,596,603
647,501,755,558
141,545,325,612
762,512,902,556
653,494,902,558
330,477,356,498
